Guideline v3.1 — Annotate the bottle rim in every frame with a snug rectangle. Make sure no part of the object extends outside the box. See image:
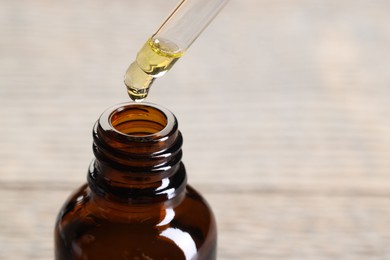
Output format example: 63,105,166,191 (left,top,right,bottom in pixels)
98,102,177,142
